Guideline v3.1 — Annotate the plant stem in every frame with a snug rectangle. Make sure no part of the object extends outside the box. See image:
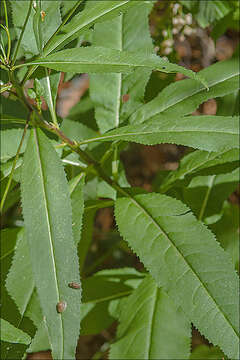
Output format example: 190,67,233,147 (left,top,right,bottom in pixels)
3,0,8,28
12,0,33,65
0,117,30,213
0,24,10,62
